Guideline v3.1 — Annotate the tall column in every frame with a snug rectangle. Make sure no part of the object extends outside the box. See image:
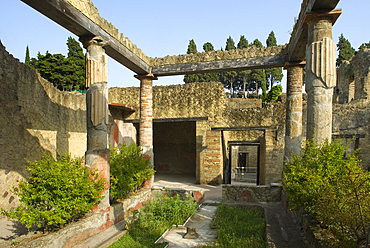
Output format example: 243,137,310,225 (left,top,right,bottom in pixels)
81,36,110,211
284,62,305,161
305,11,340,144
134,73,157,188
